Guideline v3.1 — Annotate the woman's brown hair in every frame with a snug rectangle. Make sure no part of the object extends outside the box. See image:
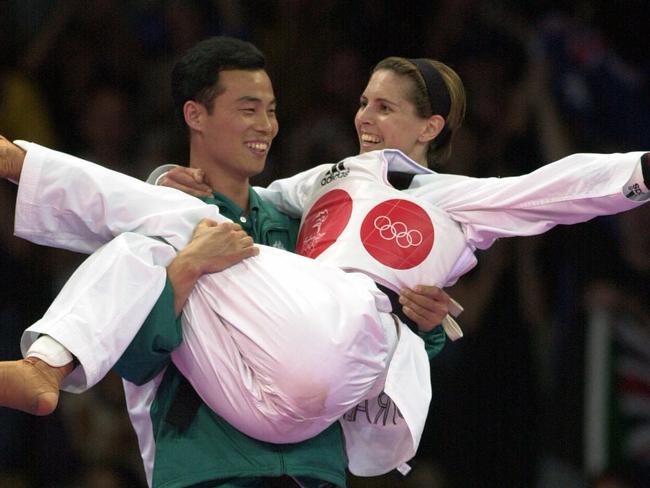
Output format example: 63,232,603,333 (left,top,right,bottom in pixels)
372,57,466,167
